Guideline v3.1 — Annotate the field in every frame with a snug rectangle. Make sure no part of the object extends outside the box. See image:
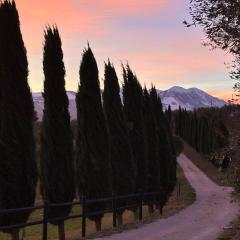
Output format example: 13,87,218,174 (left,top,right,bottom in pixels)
0,164,195,240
